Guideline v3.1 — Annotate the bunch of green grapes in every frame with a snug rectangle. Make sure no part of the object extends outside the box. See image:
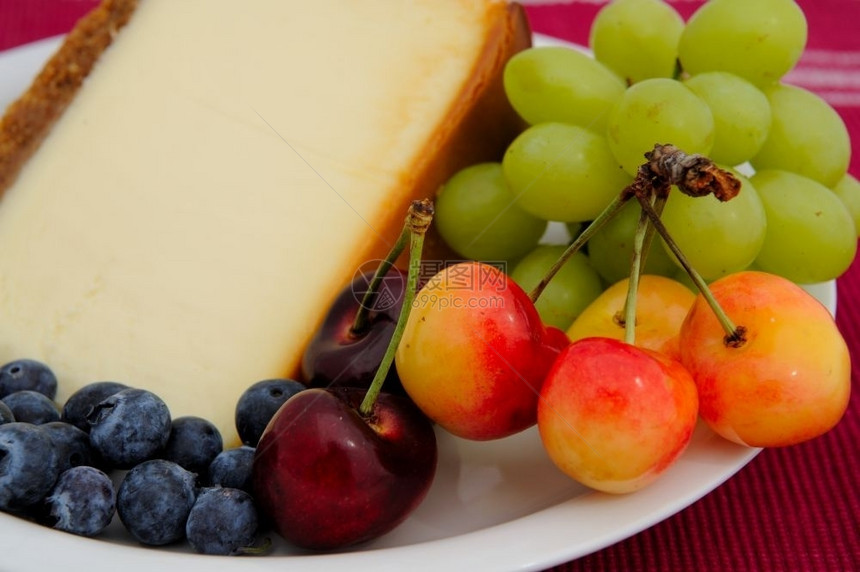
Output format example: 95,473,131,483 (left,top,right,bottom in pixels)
432,0,856,328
